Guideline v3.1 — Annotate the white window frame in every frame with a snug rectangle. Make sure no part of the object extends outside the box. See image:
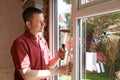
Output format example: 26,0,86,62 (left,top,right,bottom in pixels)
49,0,54,56
49,0,59,80
79,0,112,9
49,0,59,56
72,0,120,80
